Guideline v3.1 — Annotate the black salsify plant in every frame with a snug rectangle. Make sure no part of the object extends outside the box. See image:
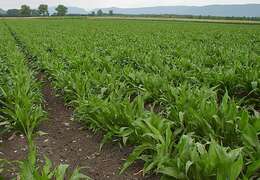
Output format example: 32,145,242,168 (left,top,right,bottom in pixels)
2,18,259,179
0,23,90,180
